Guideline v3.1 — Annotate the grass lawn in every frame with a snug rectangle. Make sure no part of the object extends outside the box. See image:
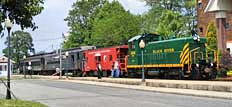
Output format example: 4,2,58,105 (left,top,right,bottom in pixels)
0,99,47,107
